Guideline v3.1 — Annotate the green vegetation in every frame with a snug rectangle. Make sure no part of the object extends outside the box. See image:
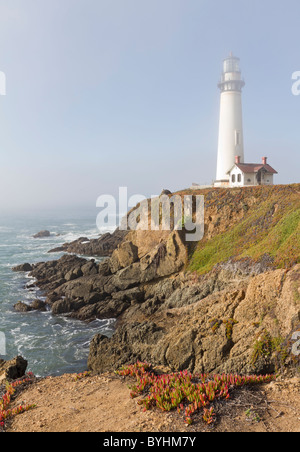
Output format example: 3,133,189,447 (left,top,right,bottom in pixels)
187,185,300,274
245,408,261,423
210,319,223,333
251,330,285,367
223,319,238,340
210,318,238,340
